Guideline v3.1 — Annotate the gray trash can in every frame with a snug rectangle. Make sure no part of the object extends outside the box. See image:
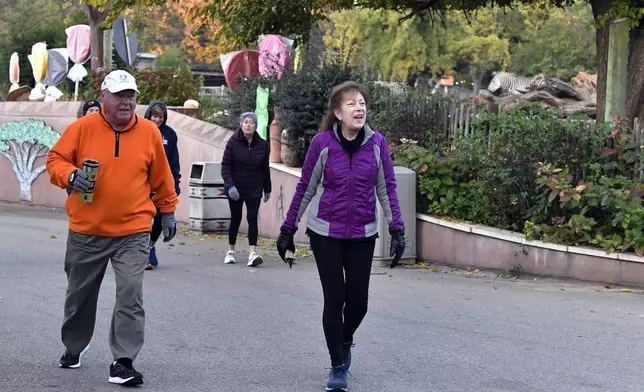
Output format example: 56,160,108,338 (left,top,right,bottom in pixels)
188,161,230,233
373,166,417,265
